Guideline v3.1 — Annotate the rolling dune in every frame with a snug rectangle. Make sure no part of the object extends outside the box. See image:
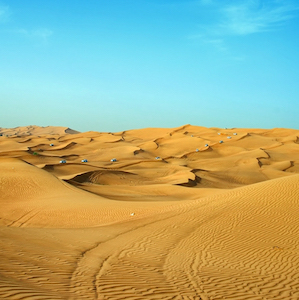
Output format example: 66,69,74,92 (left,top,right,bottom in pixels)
0,125,298,299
